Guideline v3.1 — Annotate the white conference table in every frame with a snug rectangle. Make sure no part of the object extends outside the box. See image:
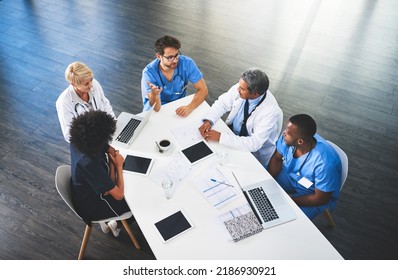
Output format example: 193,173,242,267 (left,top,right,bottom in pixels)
114,95,343,260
